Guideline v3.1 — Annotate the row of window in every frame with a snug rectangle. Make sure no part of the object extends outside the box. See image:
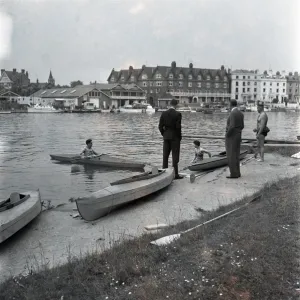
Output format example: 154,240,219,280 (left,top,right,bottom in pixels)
142,81,227,88
235,81,286,87
111,74,228,82
236,88,287,93
235,75,258,80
